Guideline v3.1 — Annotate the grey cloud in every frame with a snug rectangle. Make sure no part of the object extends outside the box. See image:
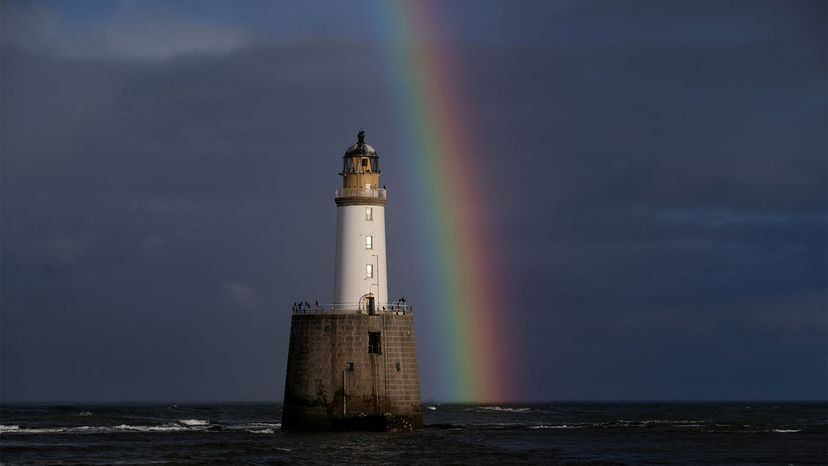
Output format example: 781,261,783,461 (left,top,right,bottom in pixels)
222,281,261,311
3,2,254,59
1,0,825,402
